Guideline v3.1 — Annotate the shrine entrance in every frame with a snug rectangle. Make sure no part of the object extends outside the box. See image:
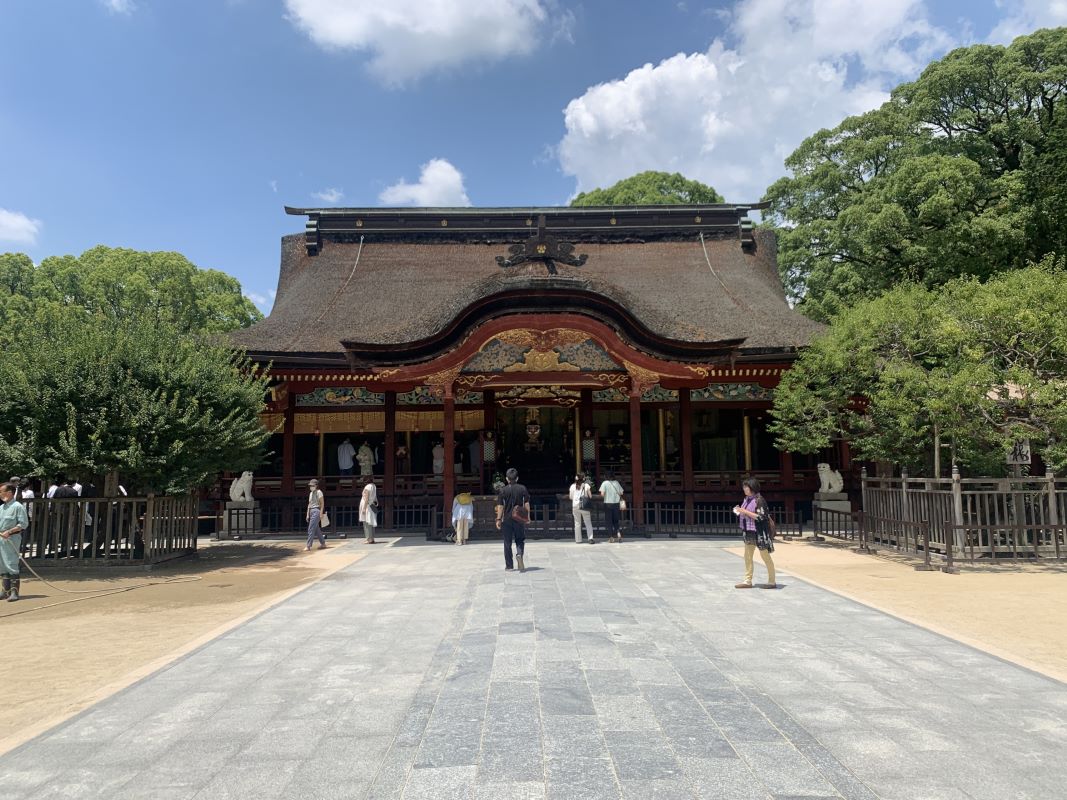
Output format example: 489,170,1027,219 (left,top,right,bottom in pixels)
495,405,577,494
